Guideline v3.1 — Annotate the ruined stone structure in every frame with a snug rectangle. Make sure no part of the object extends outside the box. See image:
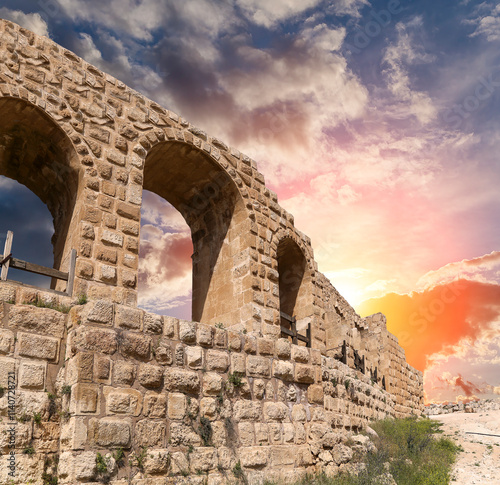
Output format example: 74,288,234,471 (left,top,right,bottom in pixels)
0,20,424,484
